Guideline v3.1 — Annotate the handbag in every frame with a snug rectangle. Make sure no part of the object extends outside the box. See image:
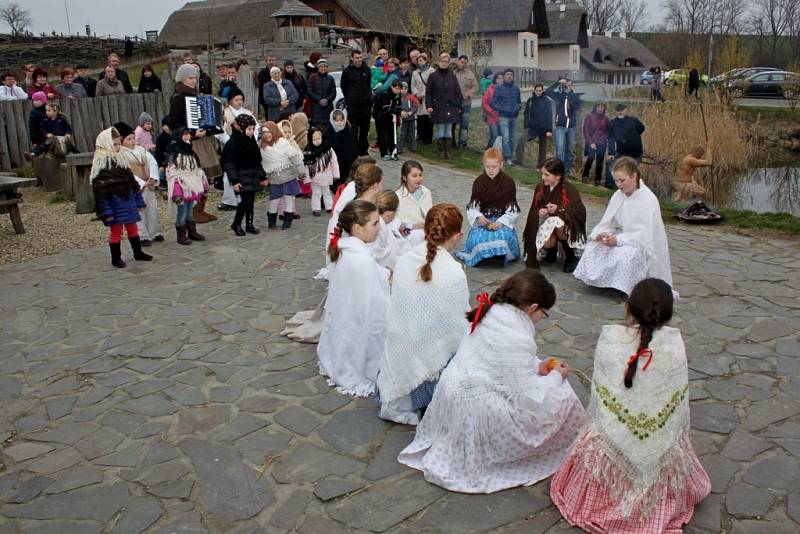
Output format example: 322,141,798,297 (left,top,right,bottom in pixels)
213,174,224,191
